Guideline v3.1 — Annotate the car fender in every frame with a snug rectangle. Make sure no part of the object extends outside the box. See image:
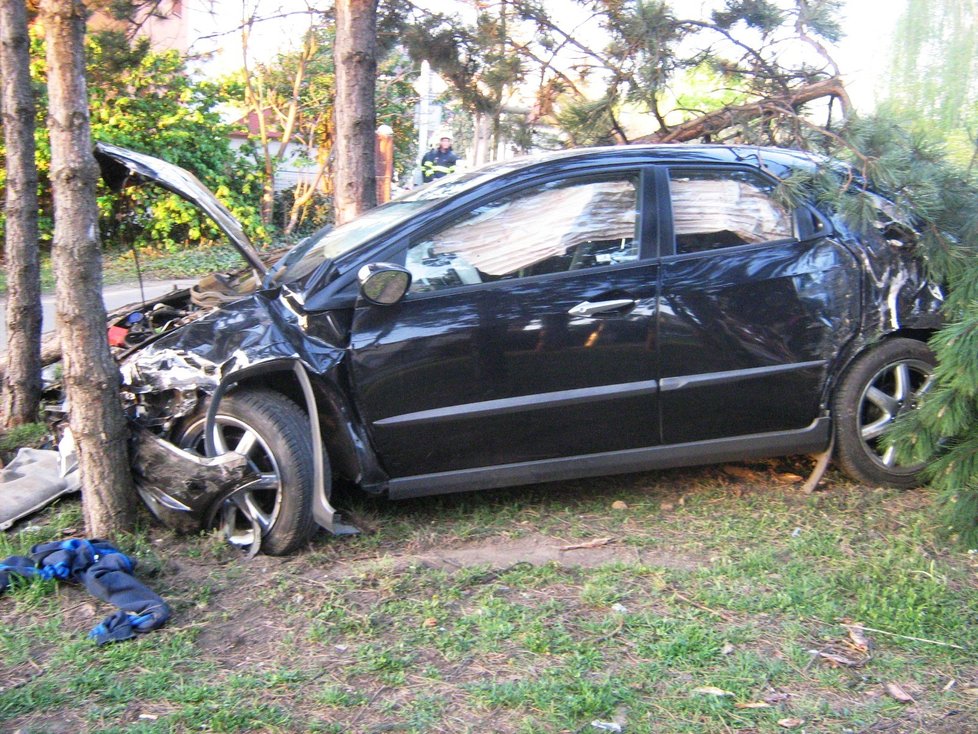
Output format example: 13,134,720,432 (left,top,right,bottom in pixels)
818,226,942,407
120,293,379,534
